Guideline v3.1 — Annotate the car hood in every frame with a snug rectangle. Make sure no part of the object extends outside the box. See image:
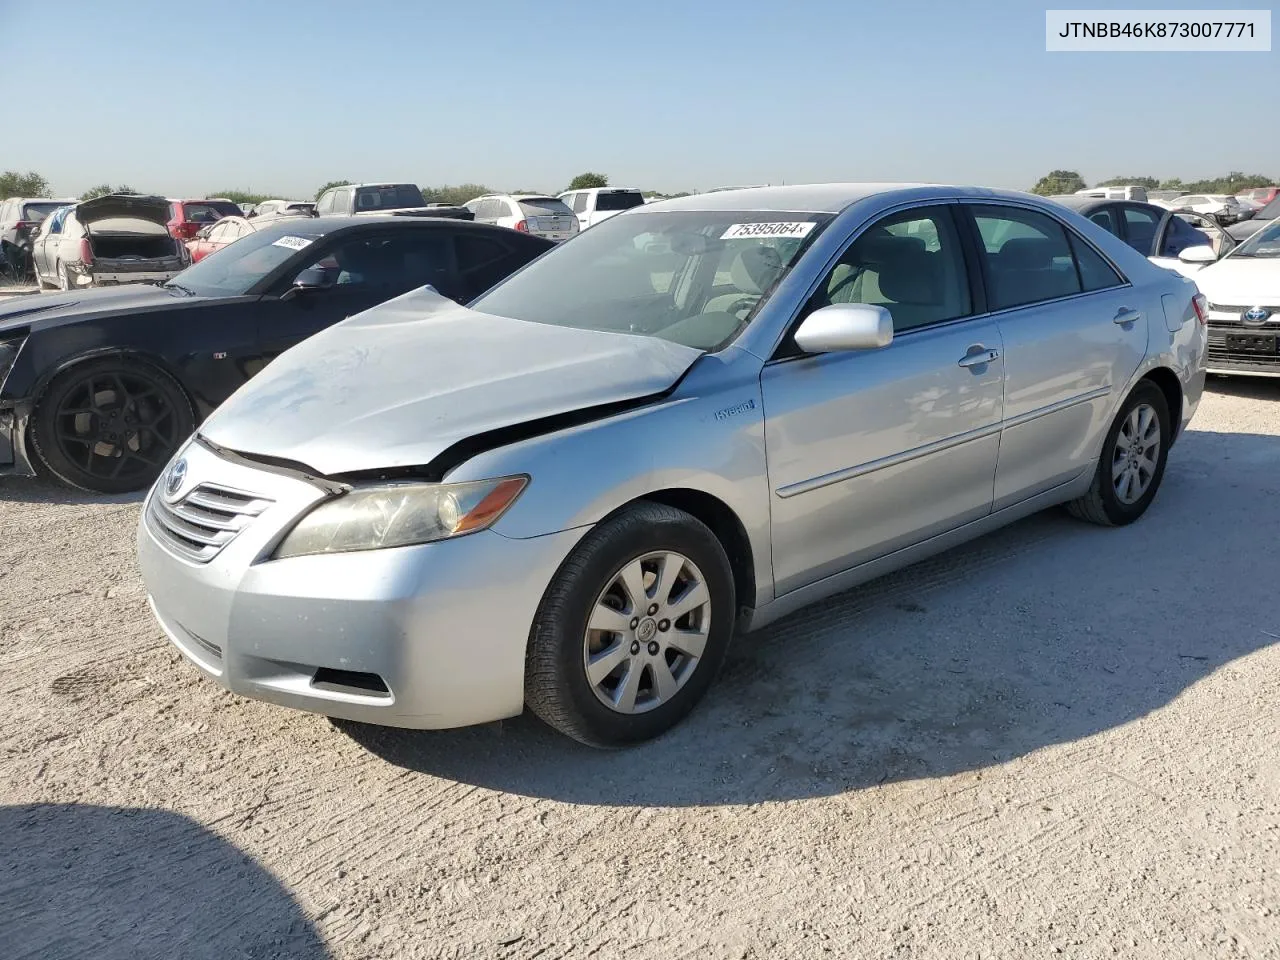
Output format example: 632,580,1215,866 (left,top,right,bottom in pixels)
75,194,172,227
199,287,703,477
1195,257,1280,304
0,283,184,335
